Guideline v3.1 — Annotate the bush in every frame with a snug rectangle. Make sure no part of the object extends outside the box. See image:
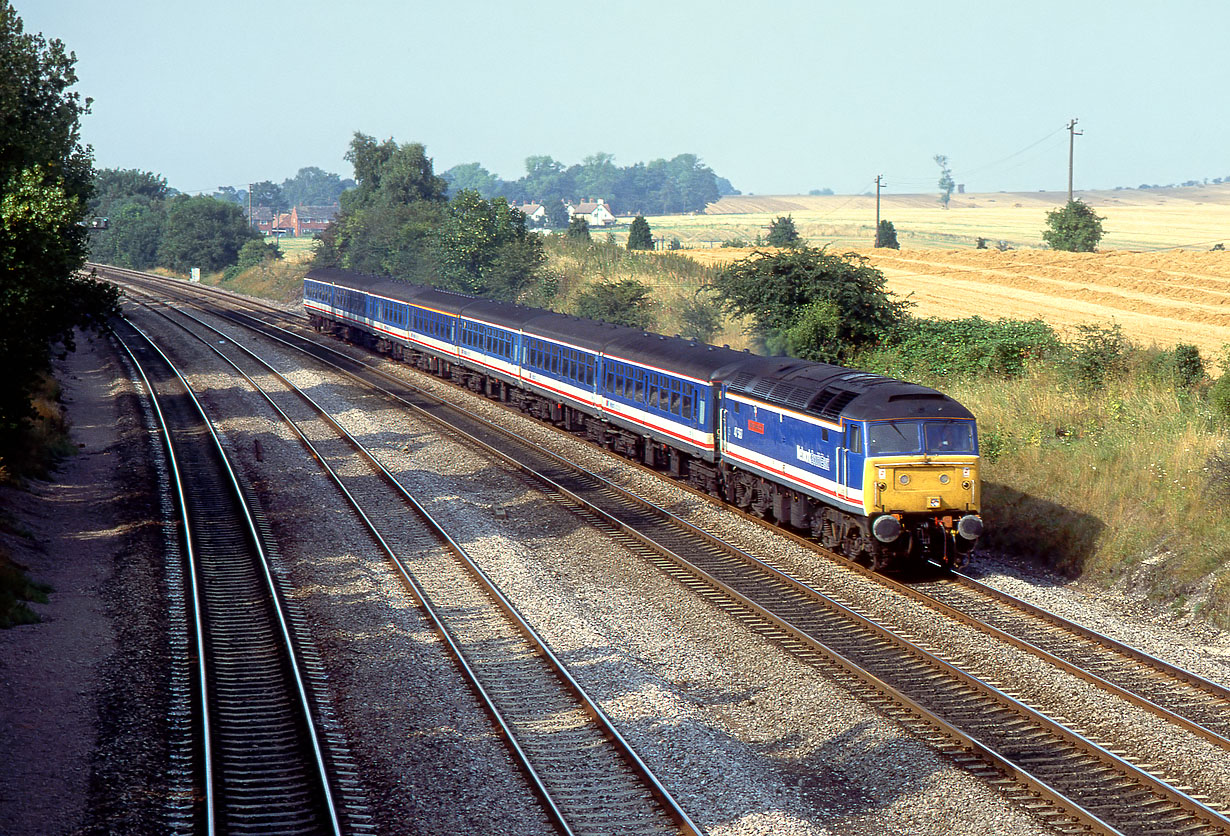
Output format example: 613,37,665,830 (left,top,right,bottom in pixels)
572,279,655,329
1065,322,1127,388
1043,199,1105,252
1172,344,1204,388
874,220,899,249
1210,373,1230,425
878,316,1060,379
